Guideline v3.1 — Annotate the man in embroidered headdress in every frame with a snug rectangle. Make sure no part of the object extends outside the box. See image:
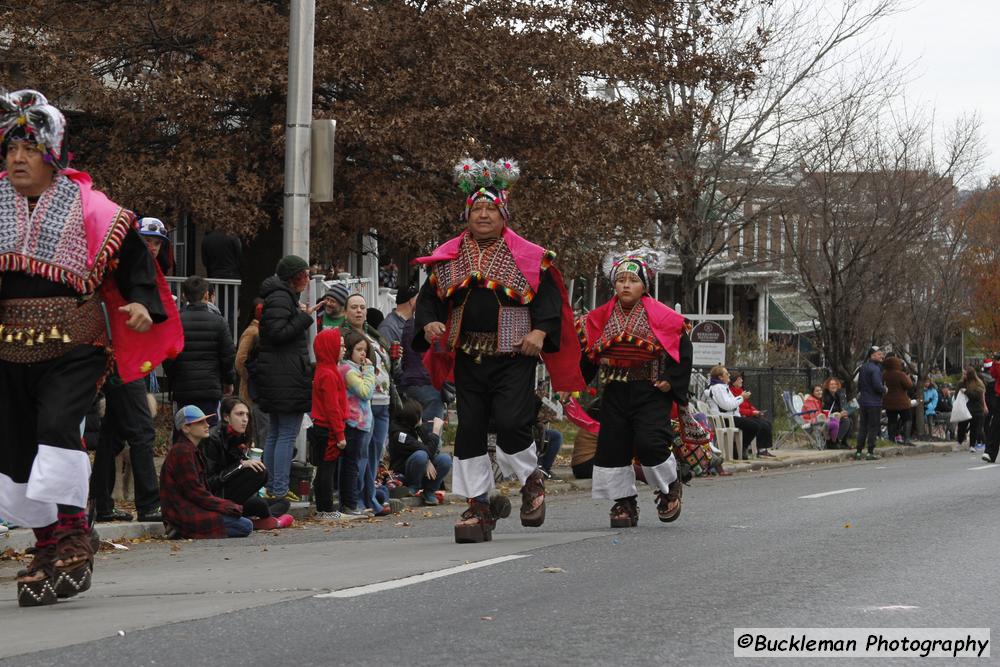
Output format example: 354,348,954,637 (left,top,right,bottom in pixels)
413,159,584,543
0,89,183,606
577,255,692,528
